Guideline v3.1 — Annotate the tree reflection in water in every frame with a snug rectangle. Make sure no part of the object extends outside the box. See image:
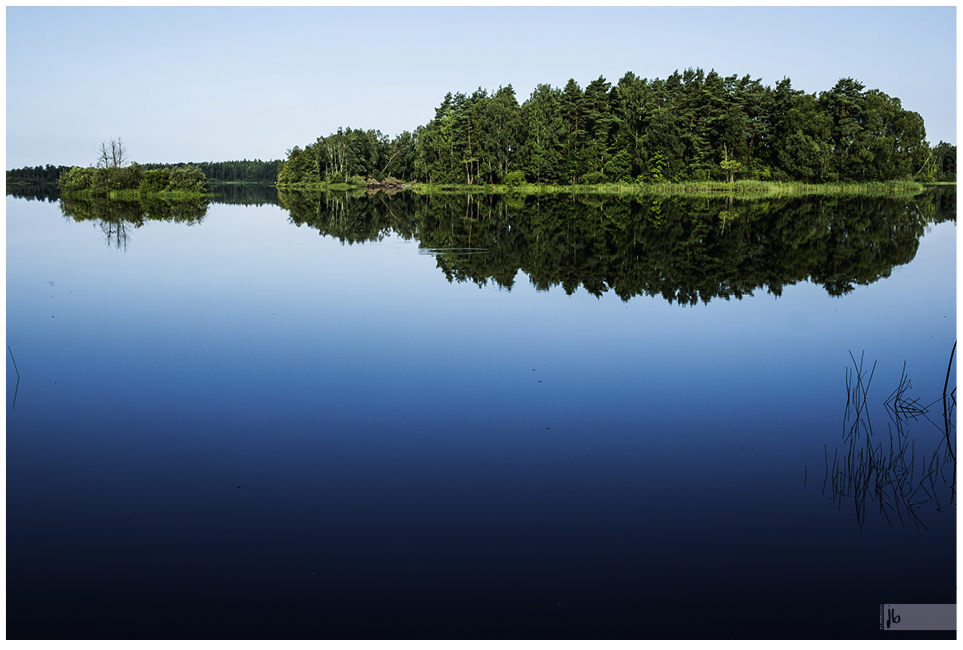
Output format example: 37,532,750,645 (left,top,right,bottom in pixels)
58,194,209,250
46,186,956,303
279,187,955,305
